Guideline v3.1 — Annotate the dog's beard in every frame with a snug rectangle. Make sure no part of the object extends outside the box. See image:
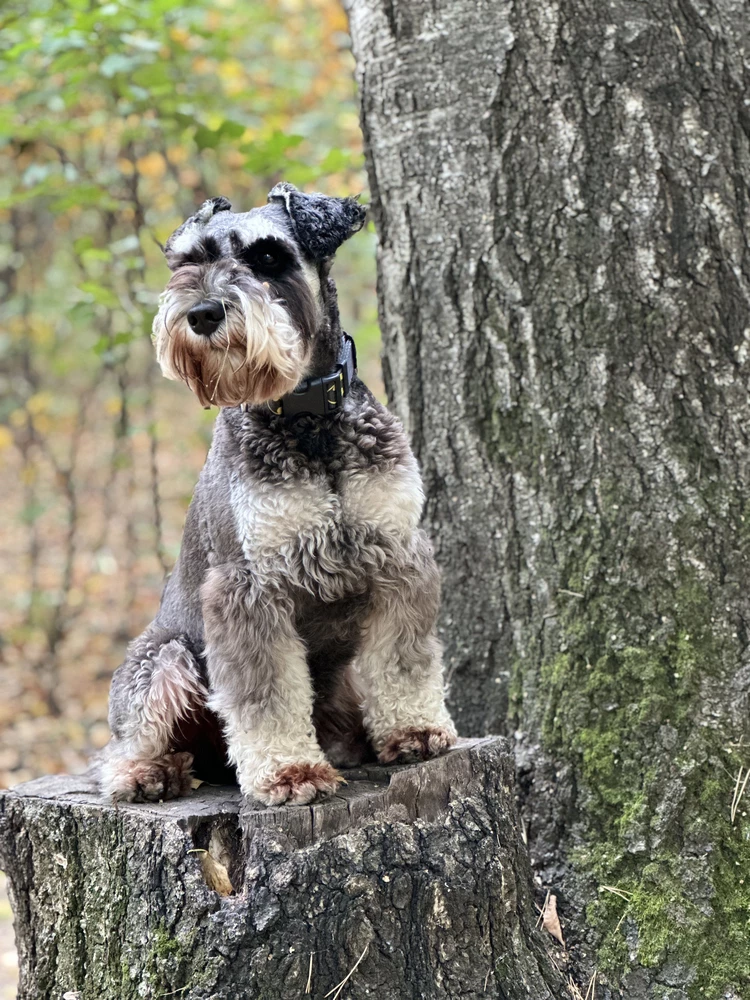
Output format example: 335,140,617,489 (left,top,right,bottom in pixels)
152,276,310,408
